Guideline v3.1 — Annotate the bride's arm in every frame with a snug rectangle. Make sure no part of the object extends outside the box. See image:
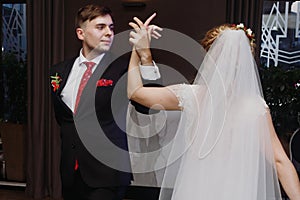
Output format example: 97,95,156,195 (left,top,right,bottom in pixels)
127,15,180,110
266,112,300,200
128,49,180,110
